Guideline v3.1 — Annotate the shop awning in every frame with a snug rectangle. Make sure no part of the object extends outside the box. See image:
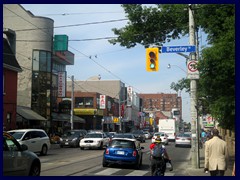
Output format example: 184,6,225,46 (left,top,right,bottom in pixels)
17,106,47,121
52,112,86,124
